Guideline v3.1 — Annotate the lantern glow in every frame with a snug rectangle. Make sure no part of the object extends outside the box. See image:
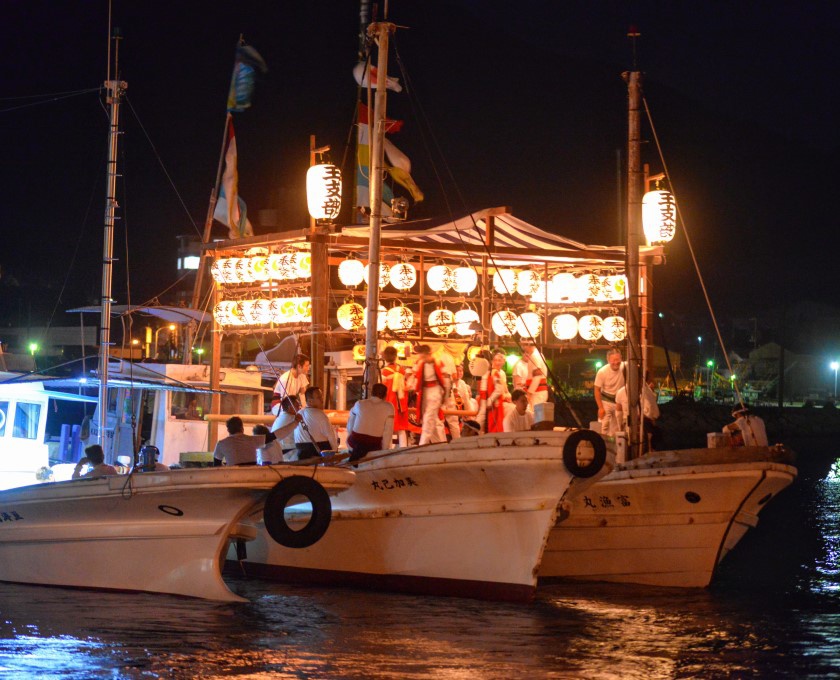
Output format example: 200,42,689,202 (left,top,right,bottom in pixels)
338,258,365,287
643,189,677,245
389,262,417,291
306,163,342,220
427,265,455,293
551,313,578,340
491,310,518,337
454,308,480,336
452,267,478,293
428,308,455,336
